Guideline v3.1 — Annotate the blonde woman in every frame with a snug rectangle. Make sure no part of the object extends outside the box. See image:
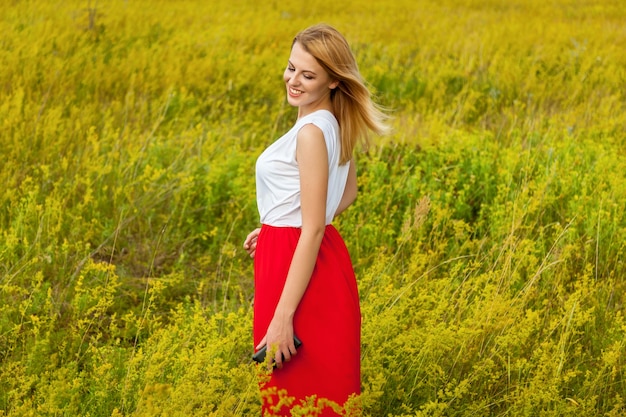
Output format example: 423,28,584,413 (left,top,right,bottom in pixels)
243,24,388,416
